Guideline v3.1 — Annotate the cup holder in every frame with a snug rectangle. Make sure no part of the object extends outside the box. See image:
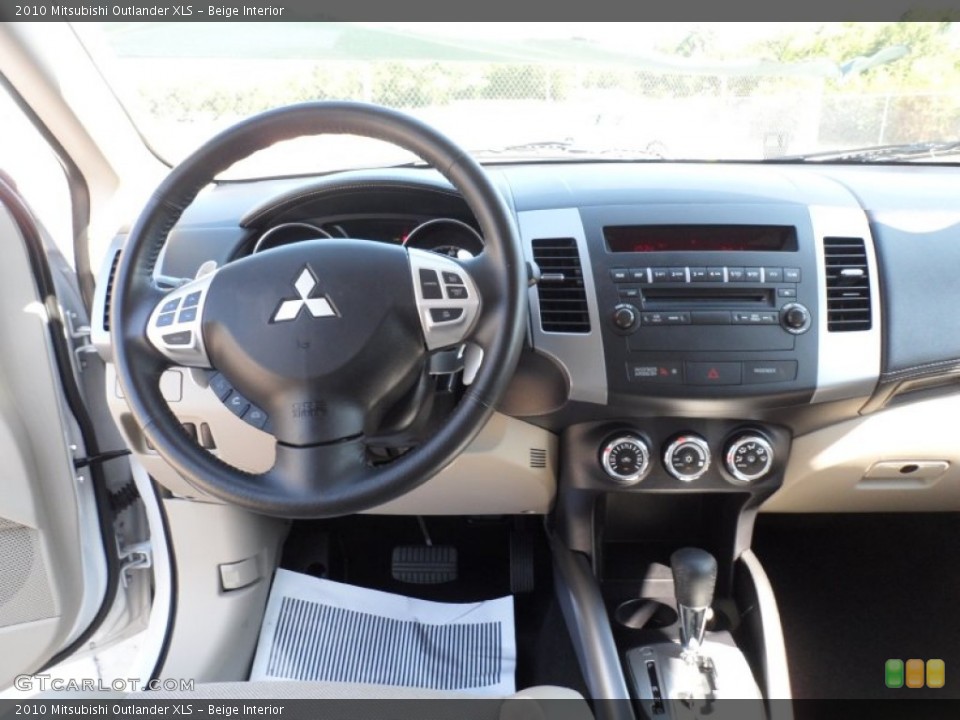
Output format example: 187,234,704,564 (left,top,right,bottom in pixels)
614,598,678,630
